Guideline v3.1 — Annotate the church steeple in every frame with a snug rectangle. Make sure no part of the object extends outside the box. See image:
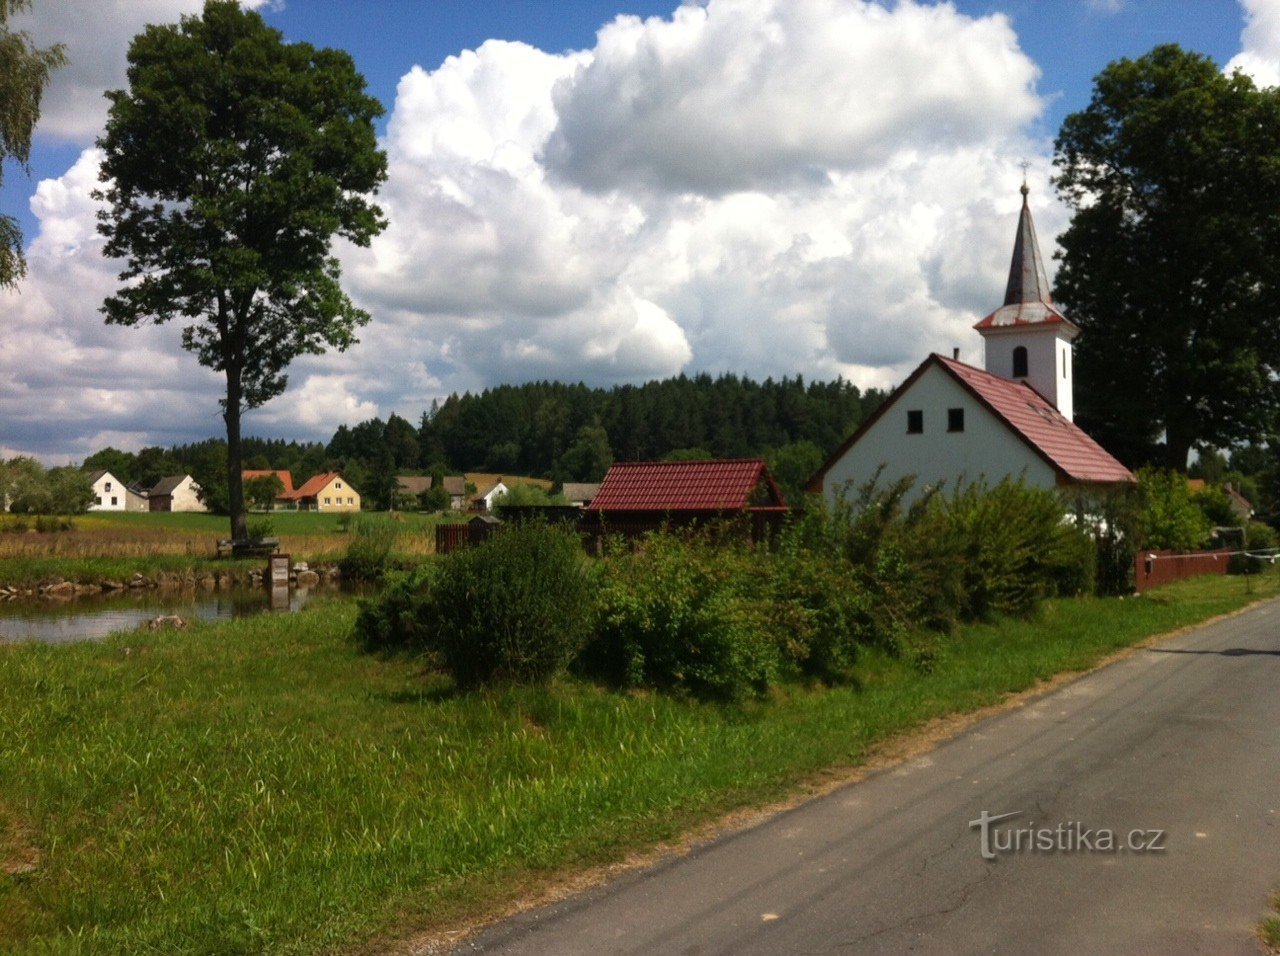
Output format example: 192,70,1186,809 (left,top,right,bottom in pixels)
974,181,1079,421
1002,181,1055,312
